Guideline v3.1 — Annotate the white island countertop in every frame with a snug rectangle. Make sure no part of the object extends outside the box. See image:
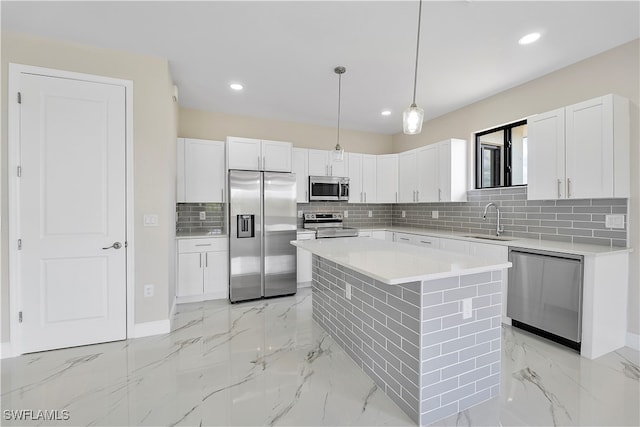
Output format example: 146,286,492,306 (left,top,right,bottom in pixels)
291,237,511,285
